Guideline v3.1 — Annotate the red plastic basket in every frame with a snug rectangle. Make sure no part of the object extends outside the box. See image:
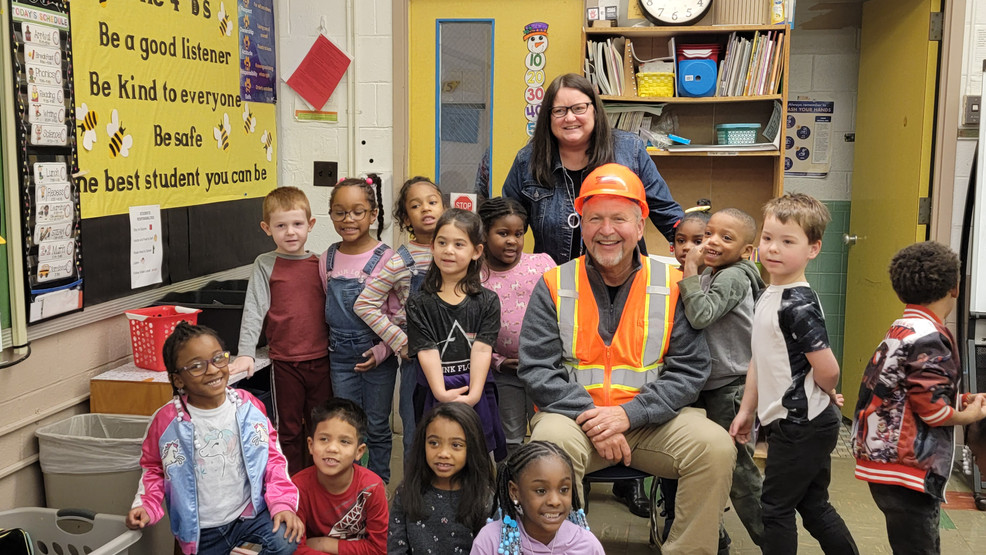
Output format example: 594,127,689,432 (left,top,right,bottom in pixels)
125,305,202,372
